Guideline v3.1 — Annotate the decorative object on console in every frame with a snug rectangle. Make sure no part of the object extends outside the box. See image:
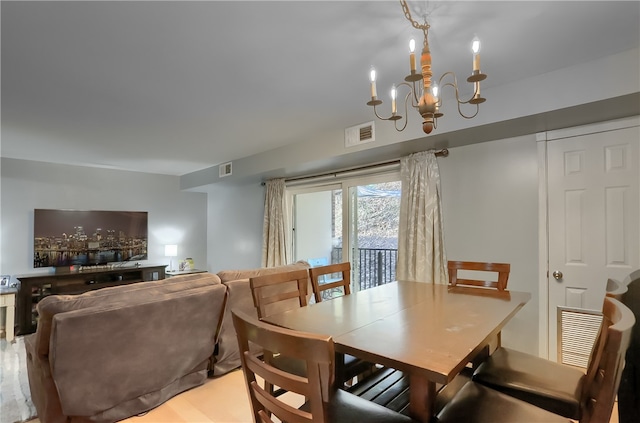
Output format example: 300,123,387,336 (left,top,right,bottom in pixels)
367,0,487,134
165,244,178,271
179,258,194,271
